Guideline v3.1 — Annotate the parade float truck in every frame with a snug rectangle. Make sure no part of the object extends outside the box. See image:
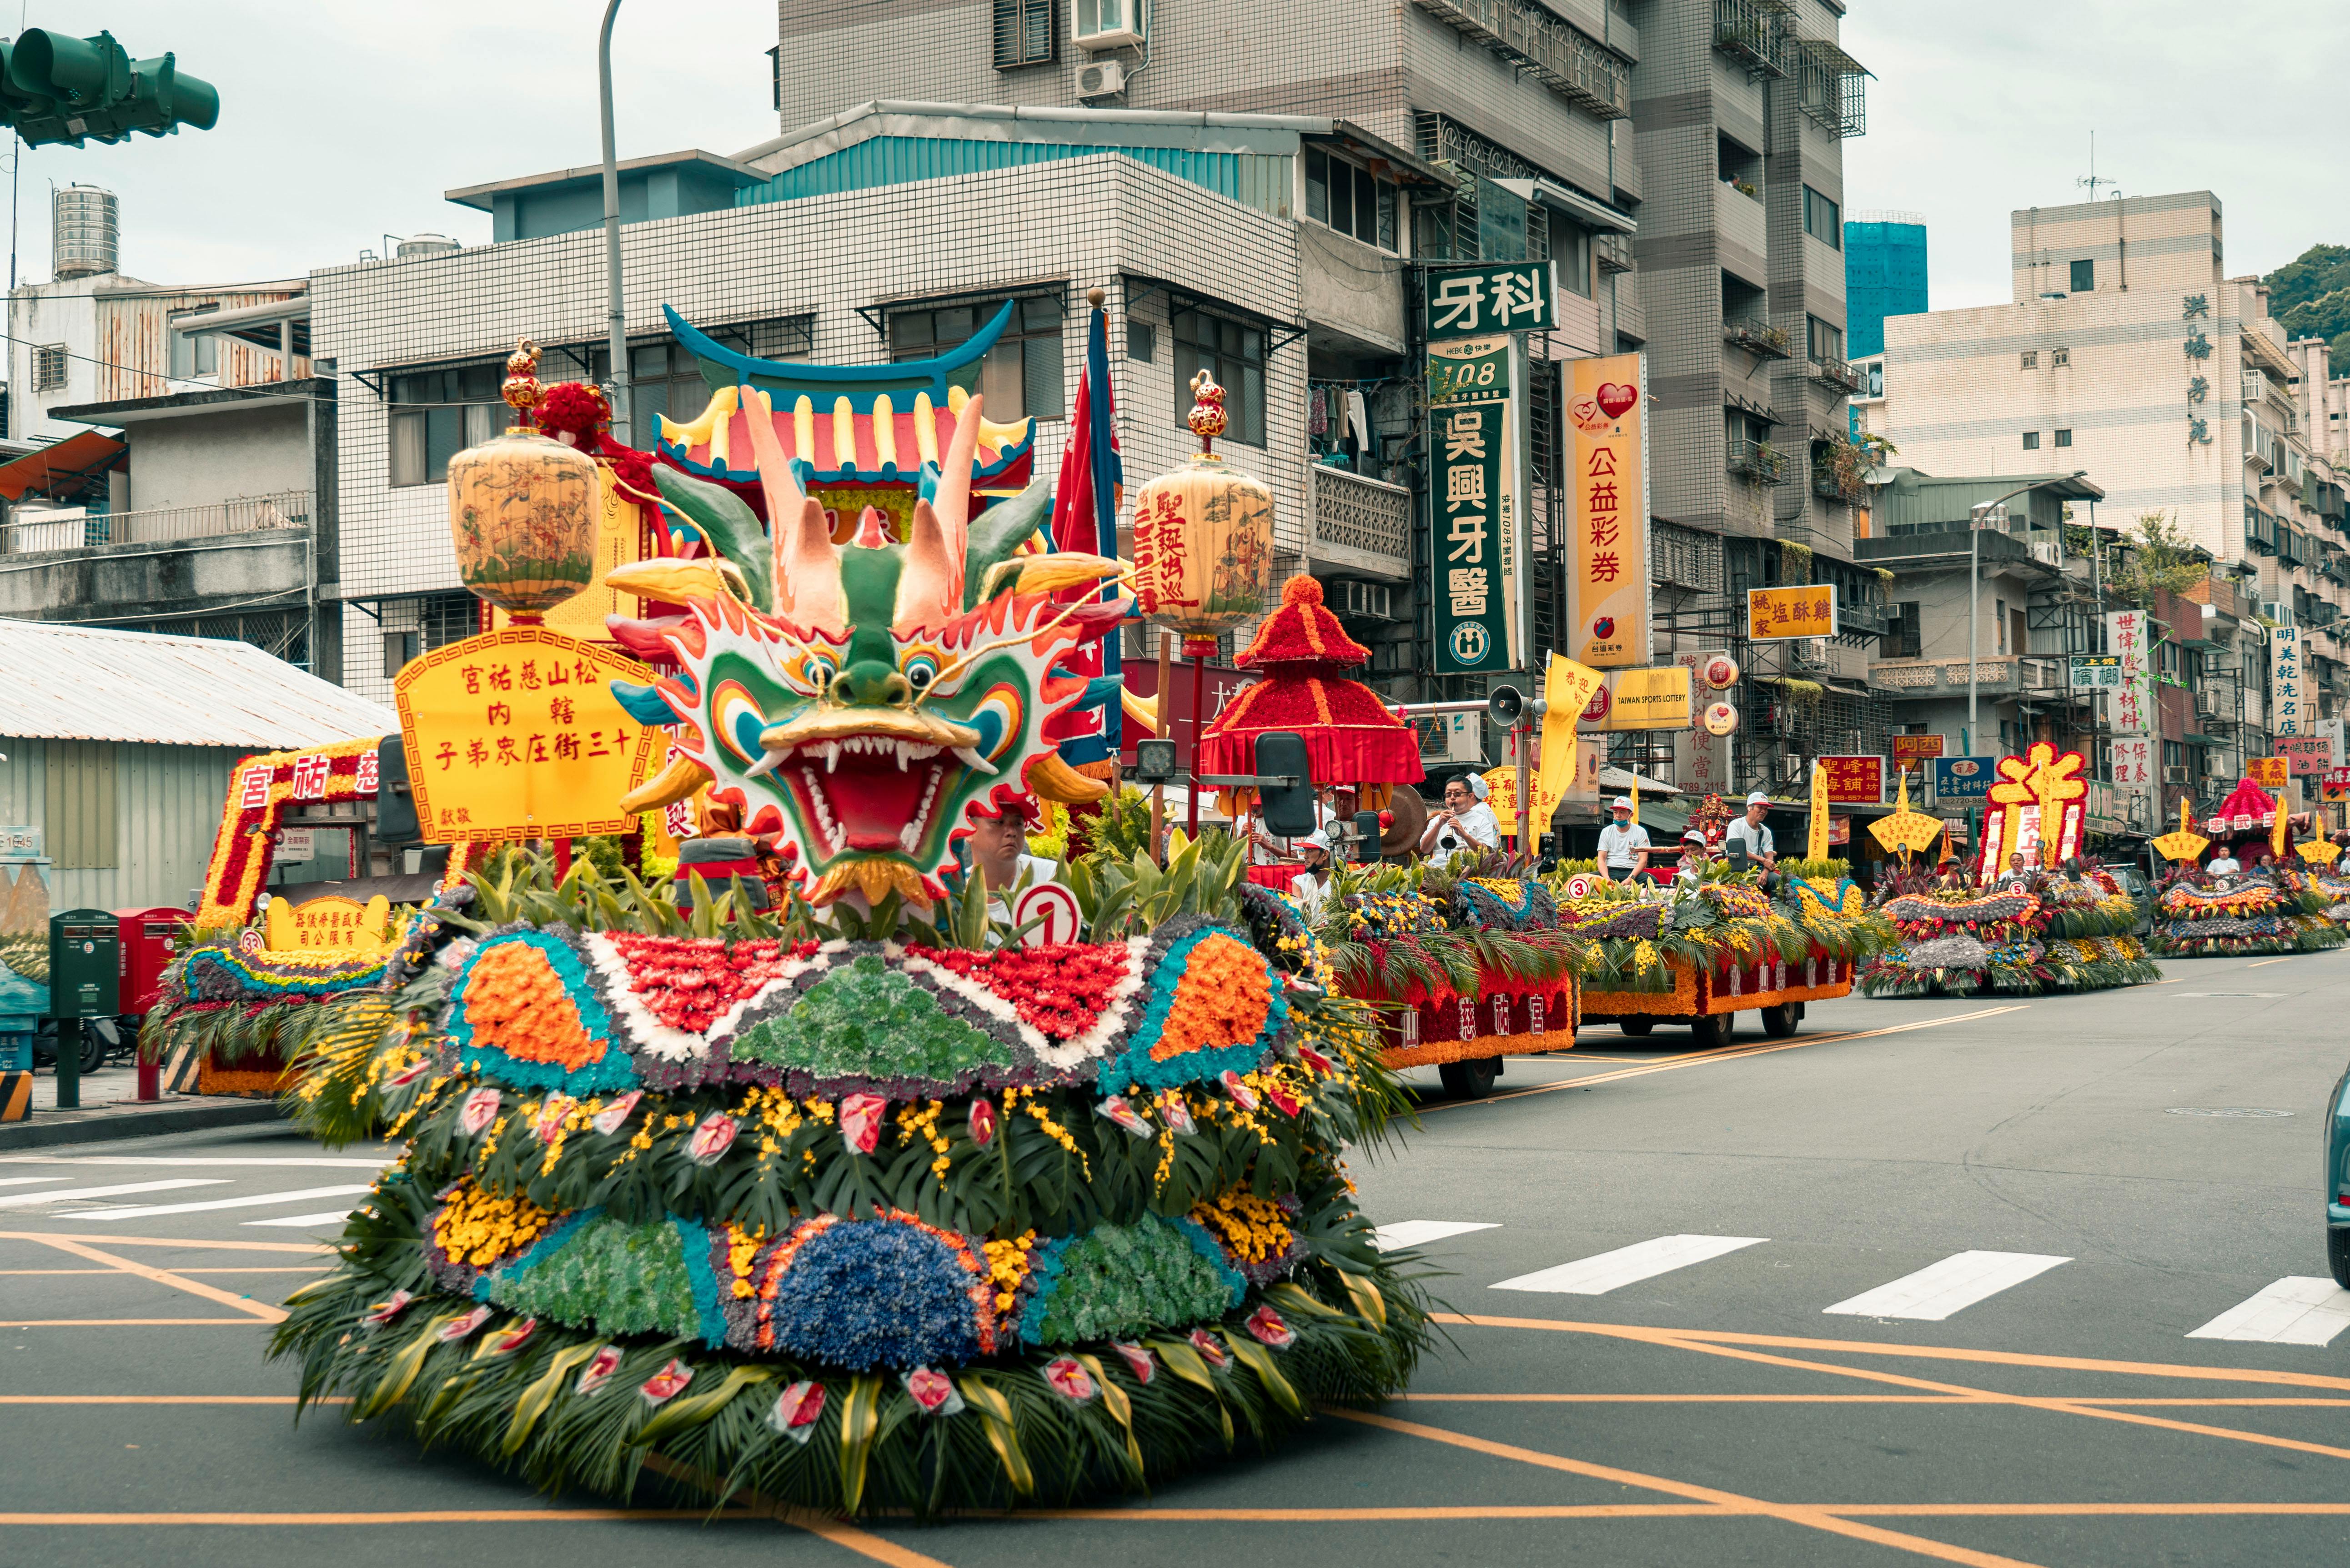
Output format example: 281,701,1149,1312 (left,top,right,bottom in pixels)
1559,859,1888,1048
189,313,1436,1517
2147,783,2346,957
